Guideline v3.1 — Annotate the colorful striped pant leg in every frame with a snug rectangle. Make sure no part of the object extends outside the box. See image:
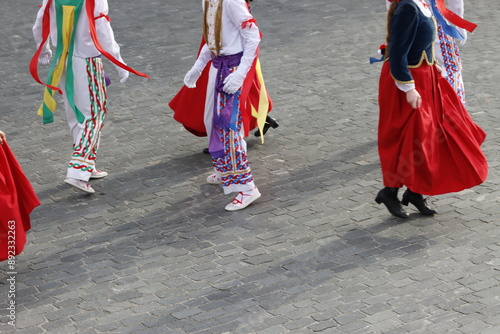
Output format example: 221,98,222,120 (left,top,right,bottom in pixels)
212,91,255,195
63,56,107,181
